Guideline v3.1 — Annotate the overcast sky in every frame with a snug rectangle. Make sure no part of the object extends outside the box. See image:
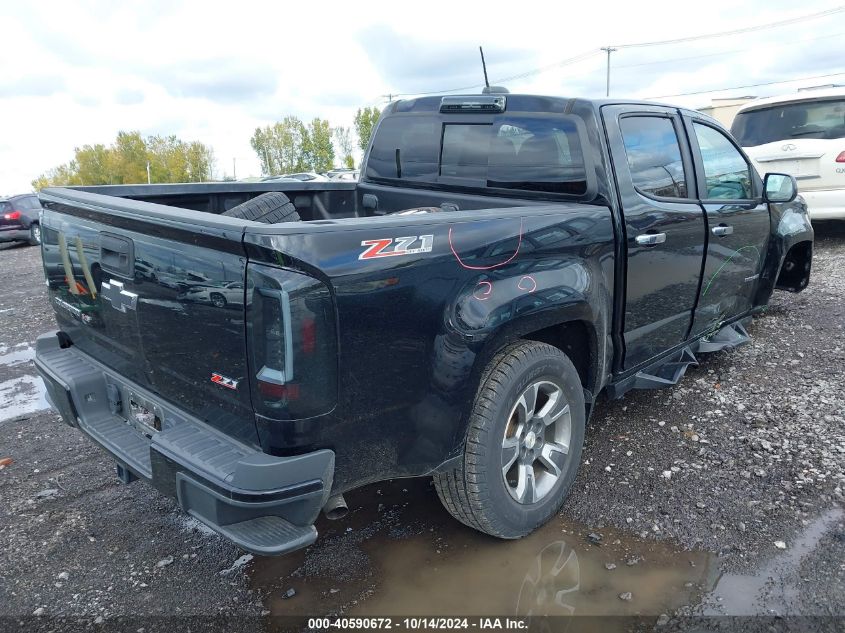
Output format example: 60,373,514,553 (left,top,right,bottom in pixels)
2,0,843,193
